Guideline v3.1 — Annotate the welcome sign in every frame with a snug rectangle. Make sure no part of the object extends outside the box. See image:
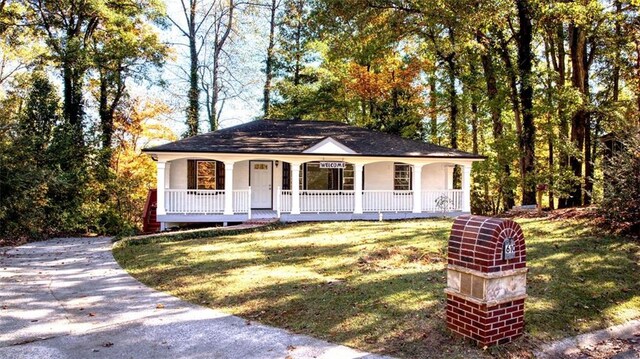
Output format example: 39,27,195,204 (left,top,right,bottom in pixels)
319,161,346,169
